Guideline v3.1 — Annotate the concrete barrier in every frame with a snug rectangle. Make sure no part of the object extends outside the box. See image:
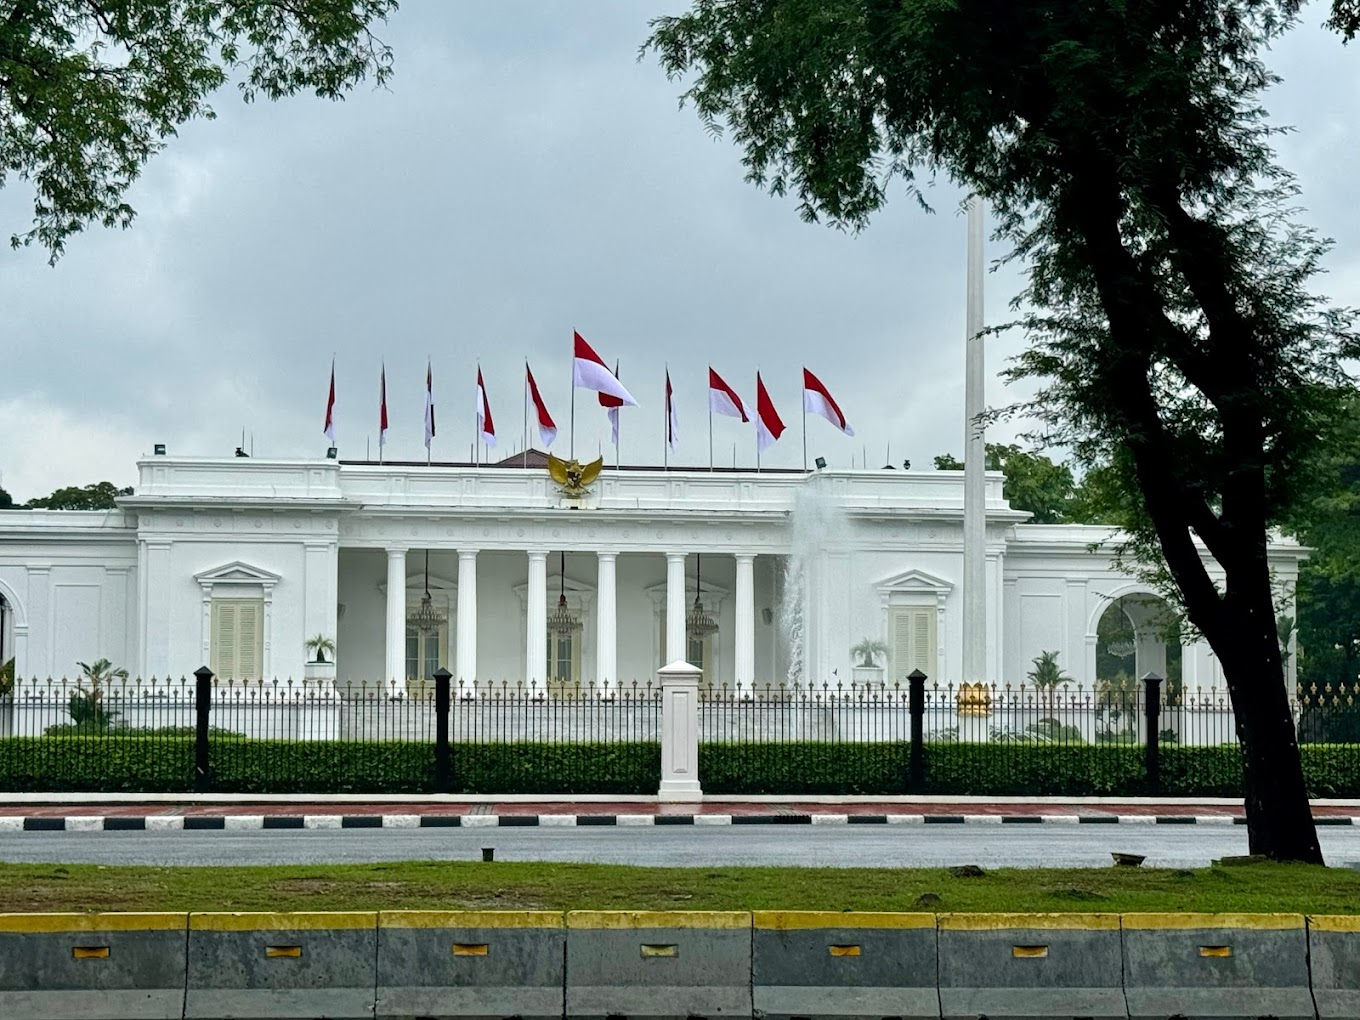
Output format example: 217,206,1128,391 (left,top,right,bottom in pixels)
0,912,188,1020
753,910,938,1020
1122,912,1313,1020
185,911,378,1019
937,912,1124,1018
565,910,751,1019
1306,915,1360,1019
376,910,565,1020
